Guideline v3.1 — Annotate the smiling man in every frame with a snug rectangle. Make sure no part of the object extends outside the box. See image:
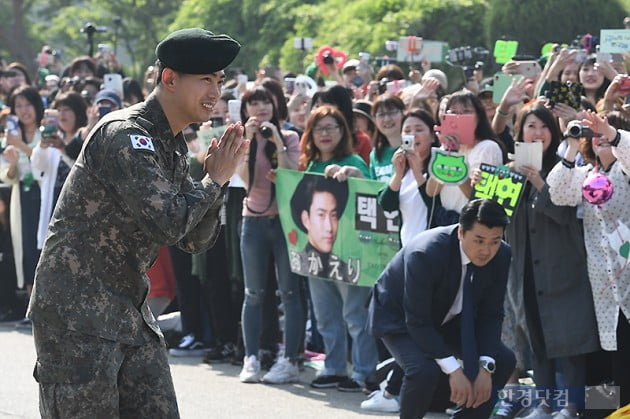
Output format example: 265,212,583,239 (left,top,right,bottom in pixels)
290,174,351,282
367,199,515,419
27,28,247,418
